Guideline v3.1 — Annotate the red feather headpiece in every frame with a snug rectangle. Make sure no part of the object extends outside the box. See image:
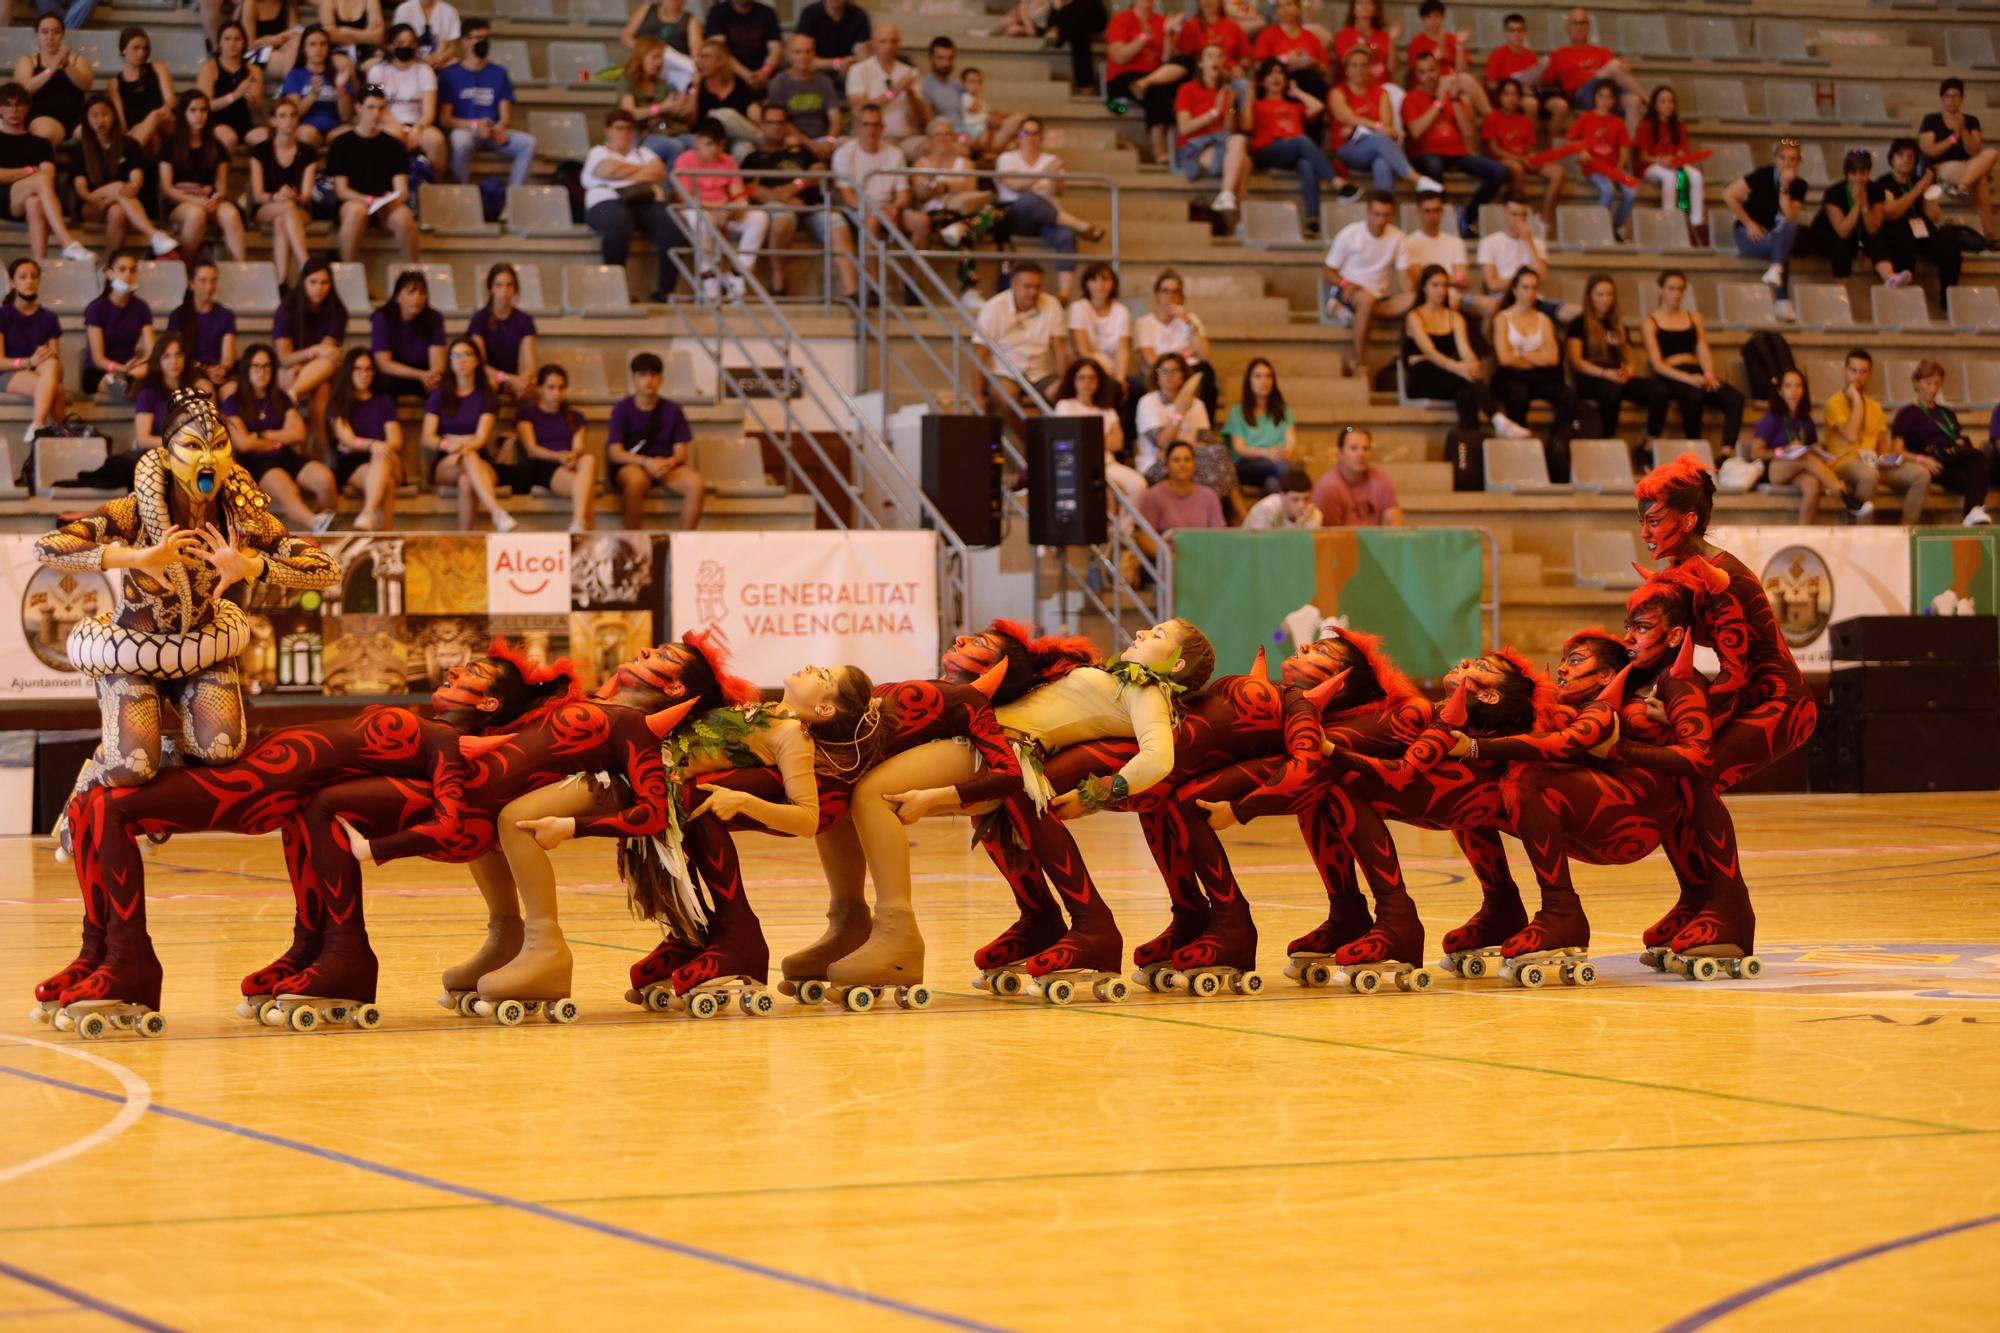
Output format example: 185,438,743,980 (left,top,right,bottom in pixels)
1624,557,1725,616
1634,452,1715,508
486,637,578,693
1561,626,1621,659
1325,626,1420,706
991,618,1098,682
682,629,760,705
